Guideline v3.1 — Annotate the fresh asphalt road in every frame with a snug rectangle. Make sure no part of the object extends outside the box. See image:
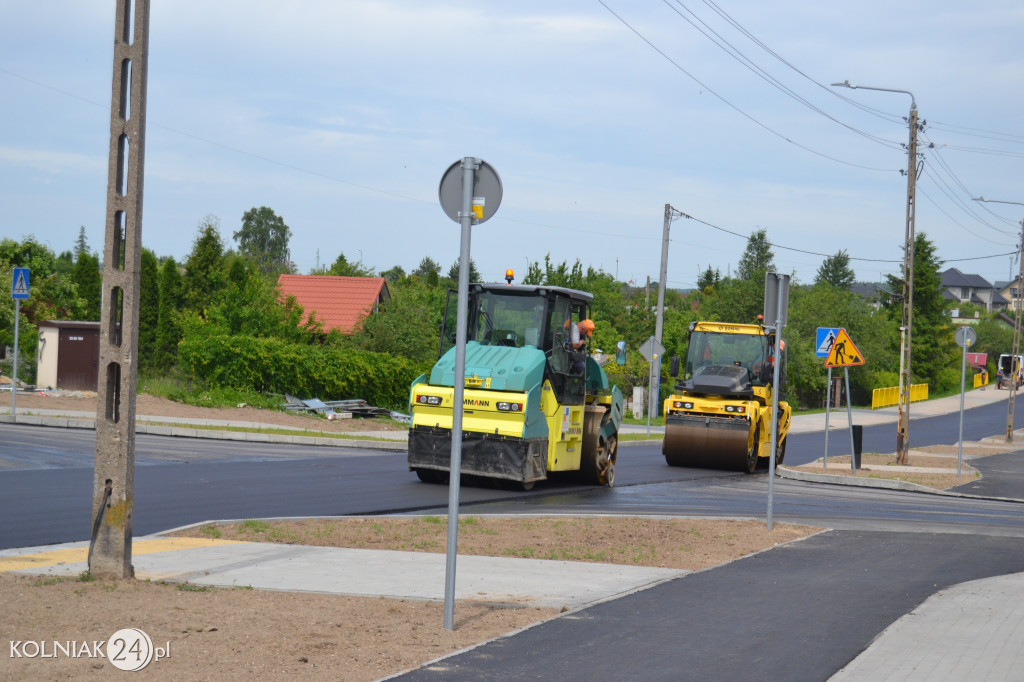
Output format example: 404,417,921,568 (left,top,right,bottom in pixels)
1,397,1023,549
393,531,1024,682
